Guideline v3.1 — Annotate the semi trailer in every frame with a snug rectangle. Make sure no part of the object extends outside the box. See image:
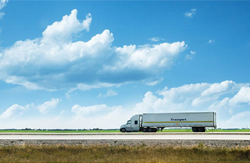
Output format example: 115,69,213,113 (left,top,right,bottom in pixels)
120,112,217,132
